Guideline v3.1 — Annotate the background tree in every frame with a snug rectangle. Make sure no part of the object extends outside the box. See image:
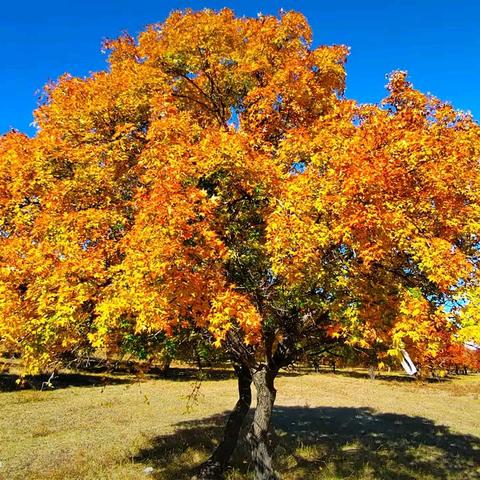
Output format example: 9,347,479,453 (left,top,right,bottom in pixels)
1,9,480,480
